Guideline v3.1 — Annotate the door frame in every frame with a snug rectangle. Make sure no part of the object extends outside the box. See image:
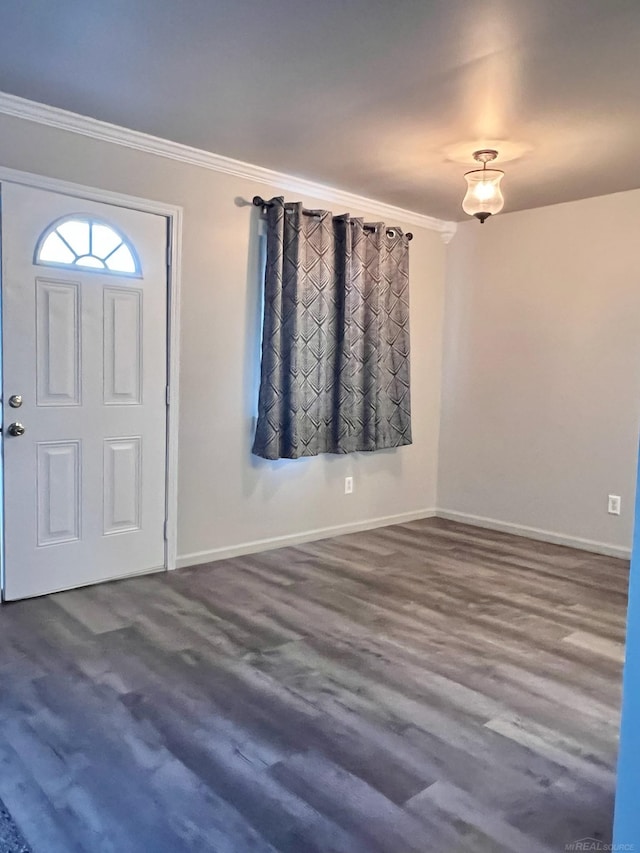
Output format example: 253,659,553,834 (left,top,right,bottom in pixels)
0,165,183,583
